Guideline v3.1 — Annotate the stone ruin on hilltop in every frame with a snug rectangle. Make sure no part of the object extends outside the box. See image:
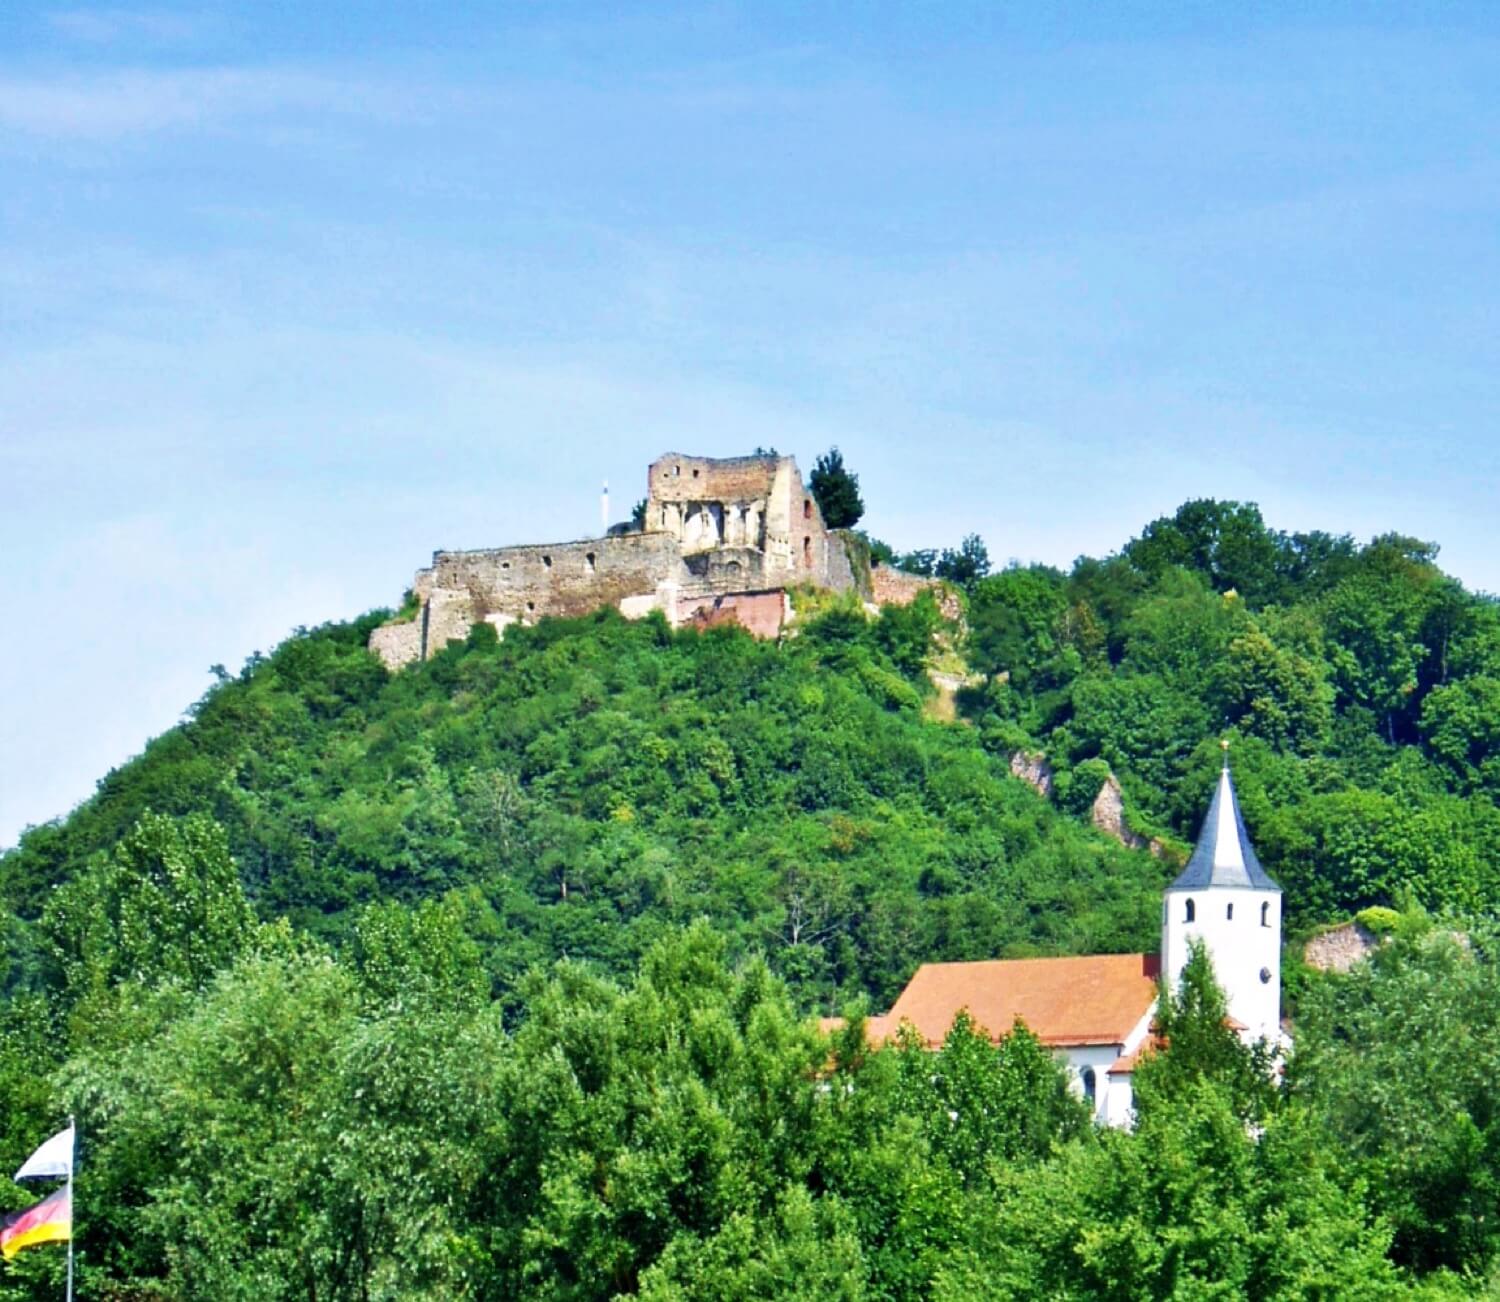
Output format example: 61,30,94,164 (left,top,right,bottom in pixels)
370,451,940,669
